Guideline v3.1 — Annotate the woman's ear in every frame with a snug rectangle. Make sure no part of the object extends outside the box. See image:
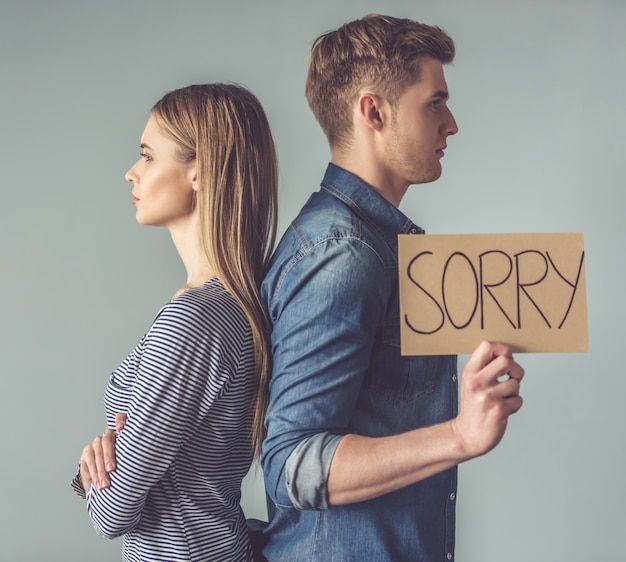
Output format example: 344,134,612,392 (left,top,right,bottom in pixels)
189,166,199,191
